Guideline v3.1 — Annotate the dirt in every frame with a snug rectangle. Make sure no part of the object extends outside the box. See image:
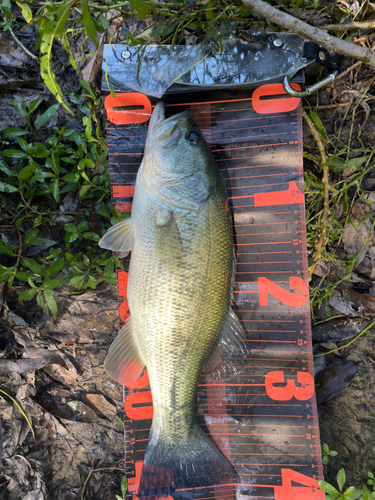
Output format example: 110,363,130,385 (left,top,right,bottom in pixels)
1,15,375,500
